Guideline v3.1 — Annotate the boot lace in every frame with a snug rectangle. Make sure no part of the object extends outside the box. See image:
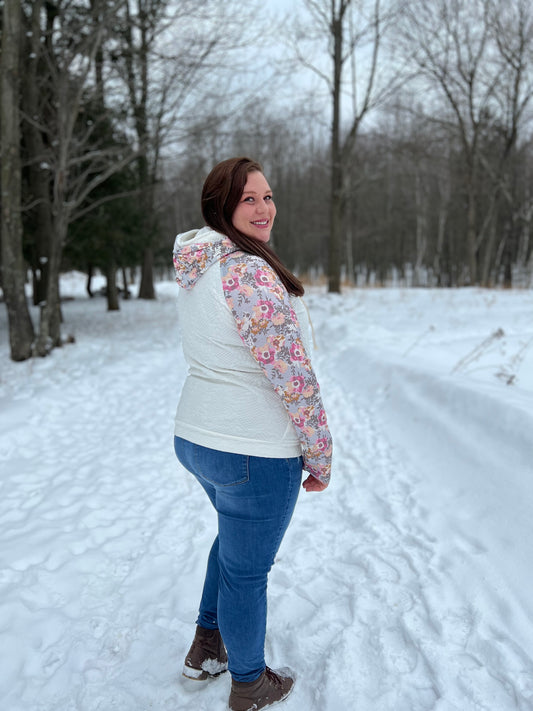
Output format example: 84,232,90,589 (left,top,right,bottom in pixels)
264,667,284,689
